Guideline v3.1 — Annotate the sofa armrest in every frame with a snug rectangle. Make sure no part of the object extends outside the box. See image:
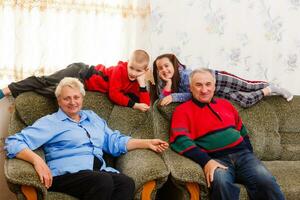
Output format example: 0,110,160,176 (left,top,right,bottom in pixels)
116,149,169,199
4,153,47,199
163,149,205,184
152,101,208,199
